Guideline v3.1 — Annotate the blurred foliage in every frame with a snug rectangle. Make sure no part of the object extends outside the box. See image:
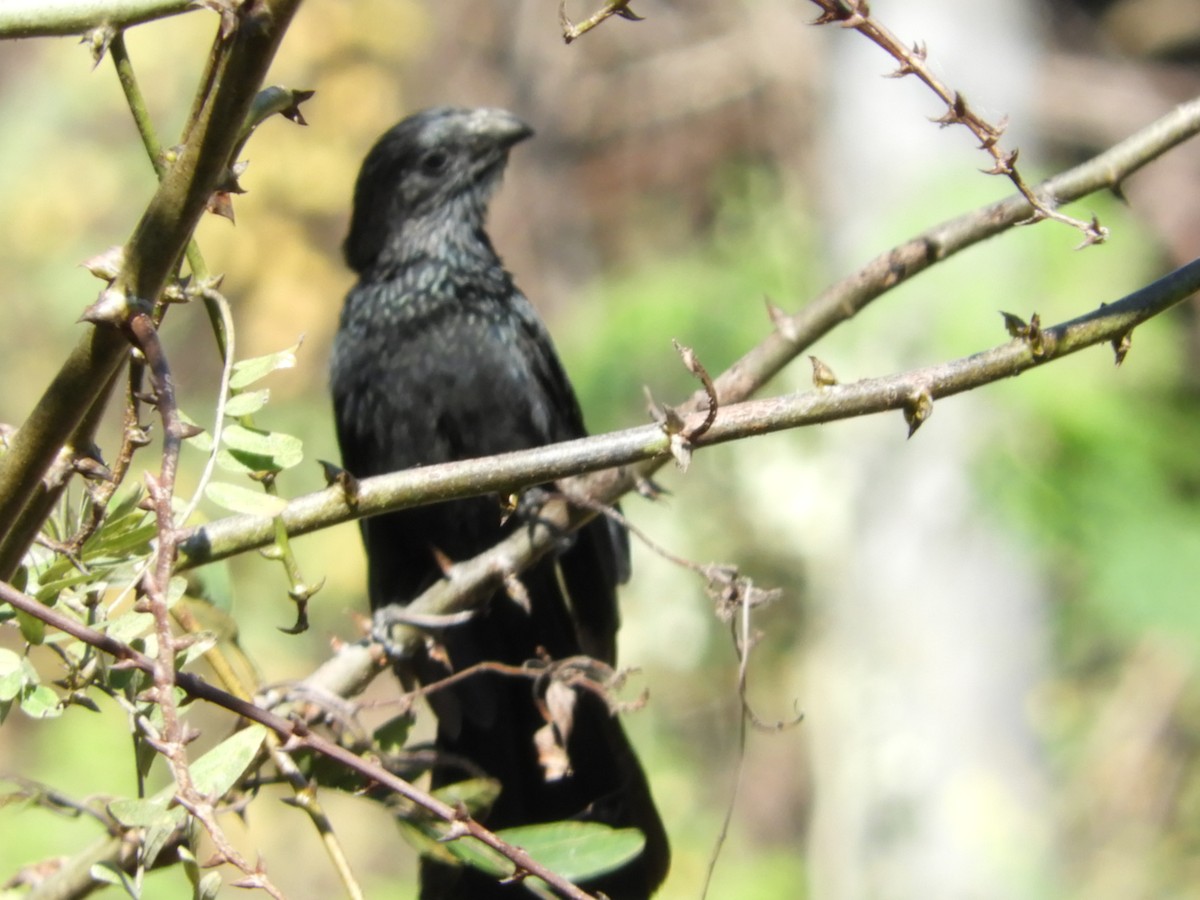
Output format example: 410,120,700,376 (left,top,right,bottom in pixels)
2,2,1200,899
